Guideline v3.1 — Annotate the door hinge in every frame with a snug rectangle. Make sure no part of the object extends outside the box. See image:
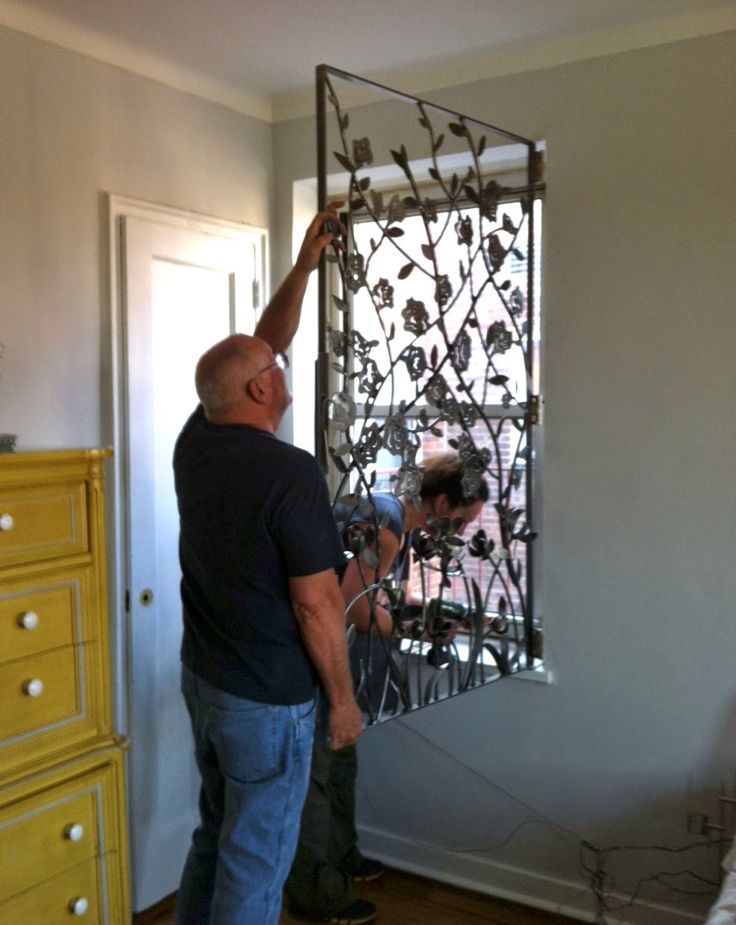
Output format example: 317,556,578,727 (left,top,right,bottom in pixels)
252,279,260,309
